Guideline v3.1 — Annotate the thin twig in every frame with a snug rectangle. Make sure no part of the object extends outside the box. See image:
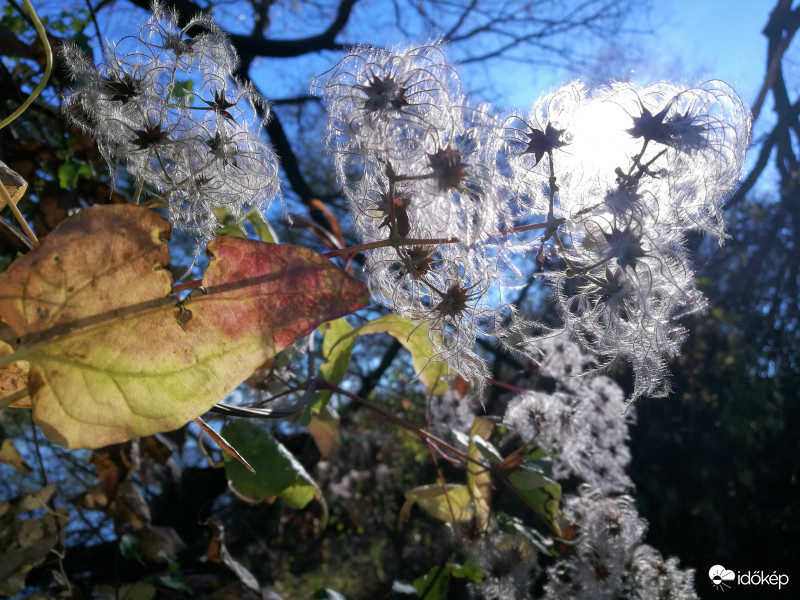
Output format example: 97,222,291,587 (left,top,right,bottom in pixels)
0,0,52,130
